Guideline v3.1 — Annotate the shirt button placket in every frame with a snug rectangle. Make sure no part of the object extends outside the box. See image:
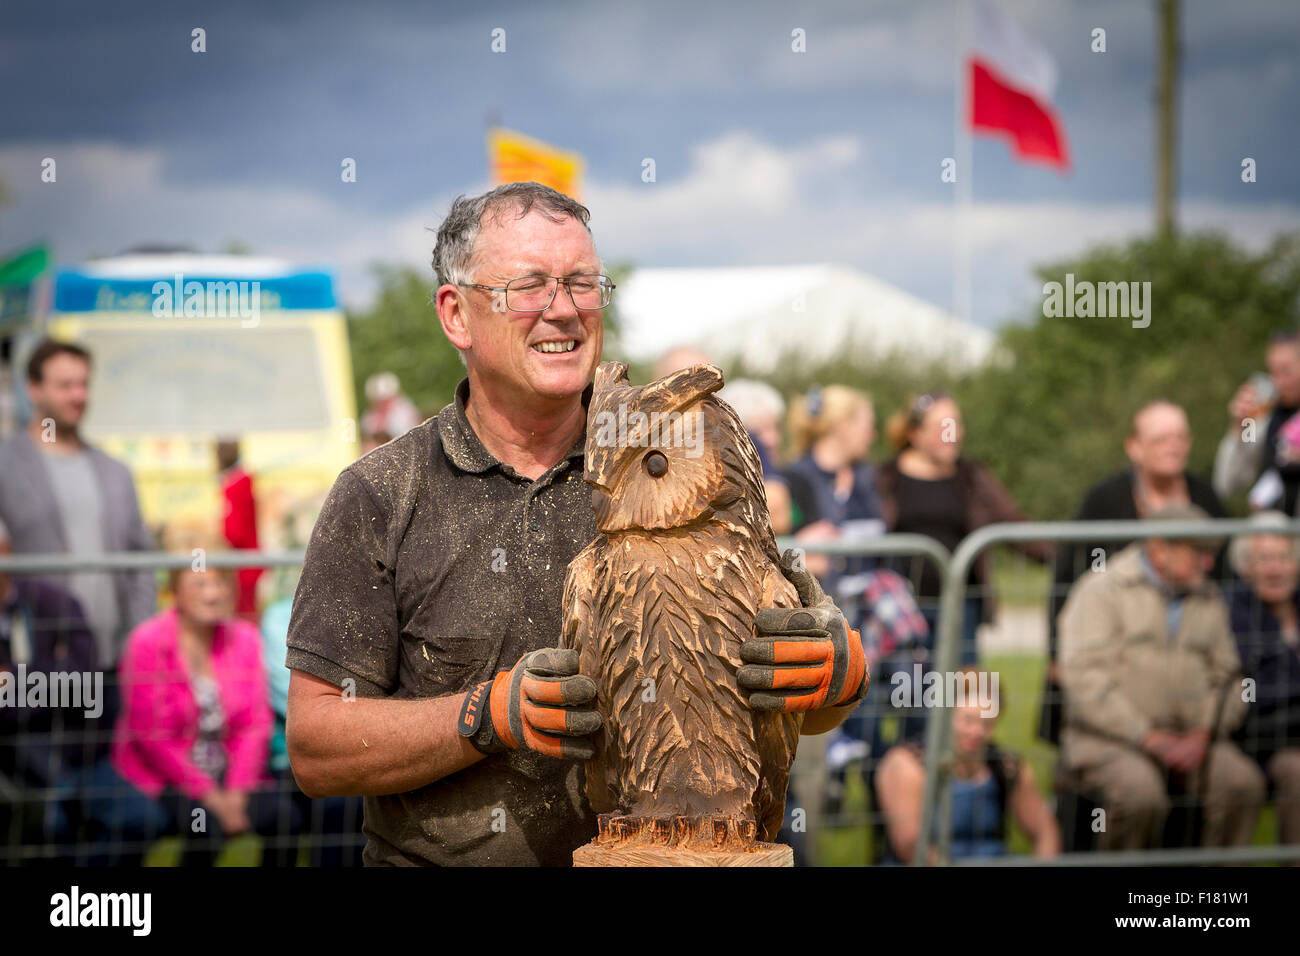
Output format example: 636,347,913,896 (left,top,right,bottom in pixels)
526,486,545,537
